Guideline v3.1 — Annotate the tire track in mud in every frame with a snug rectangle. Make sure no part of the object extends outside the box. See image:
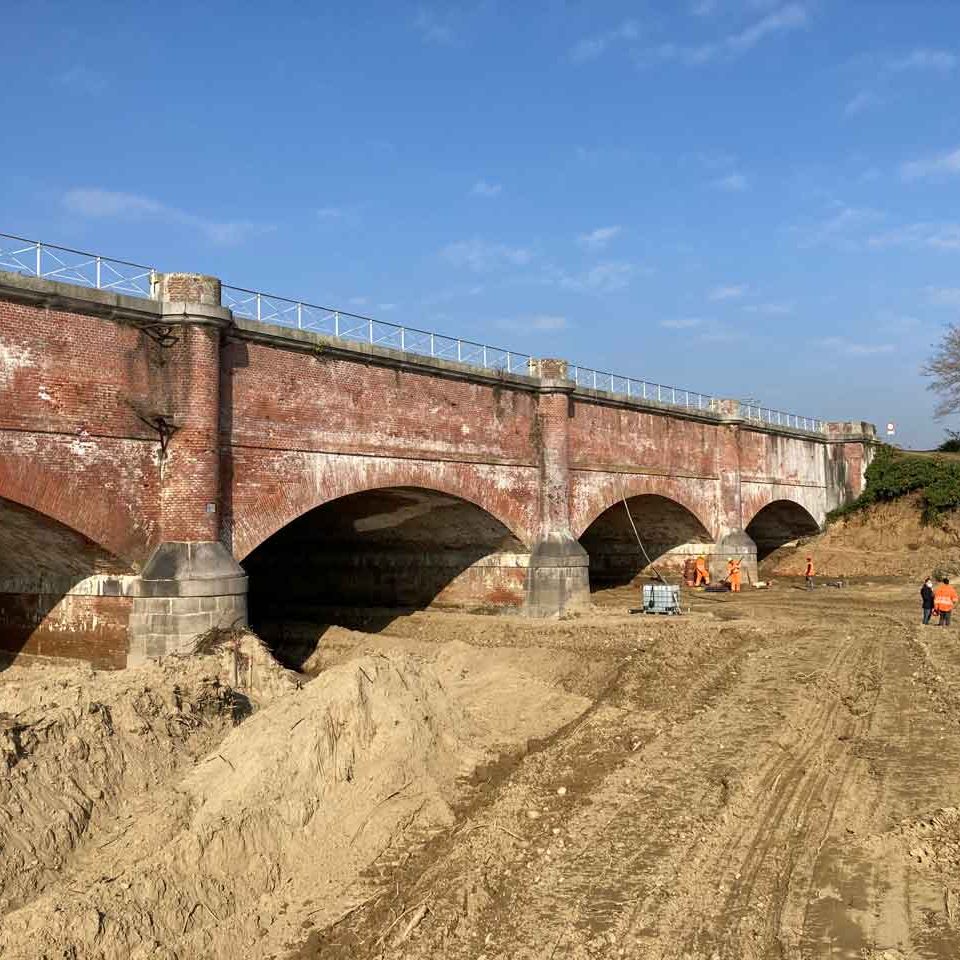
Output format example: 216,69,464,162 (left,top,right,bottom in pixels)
293,623,760,959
